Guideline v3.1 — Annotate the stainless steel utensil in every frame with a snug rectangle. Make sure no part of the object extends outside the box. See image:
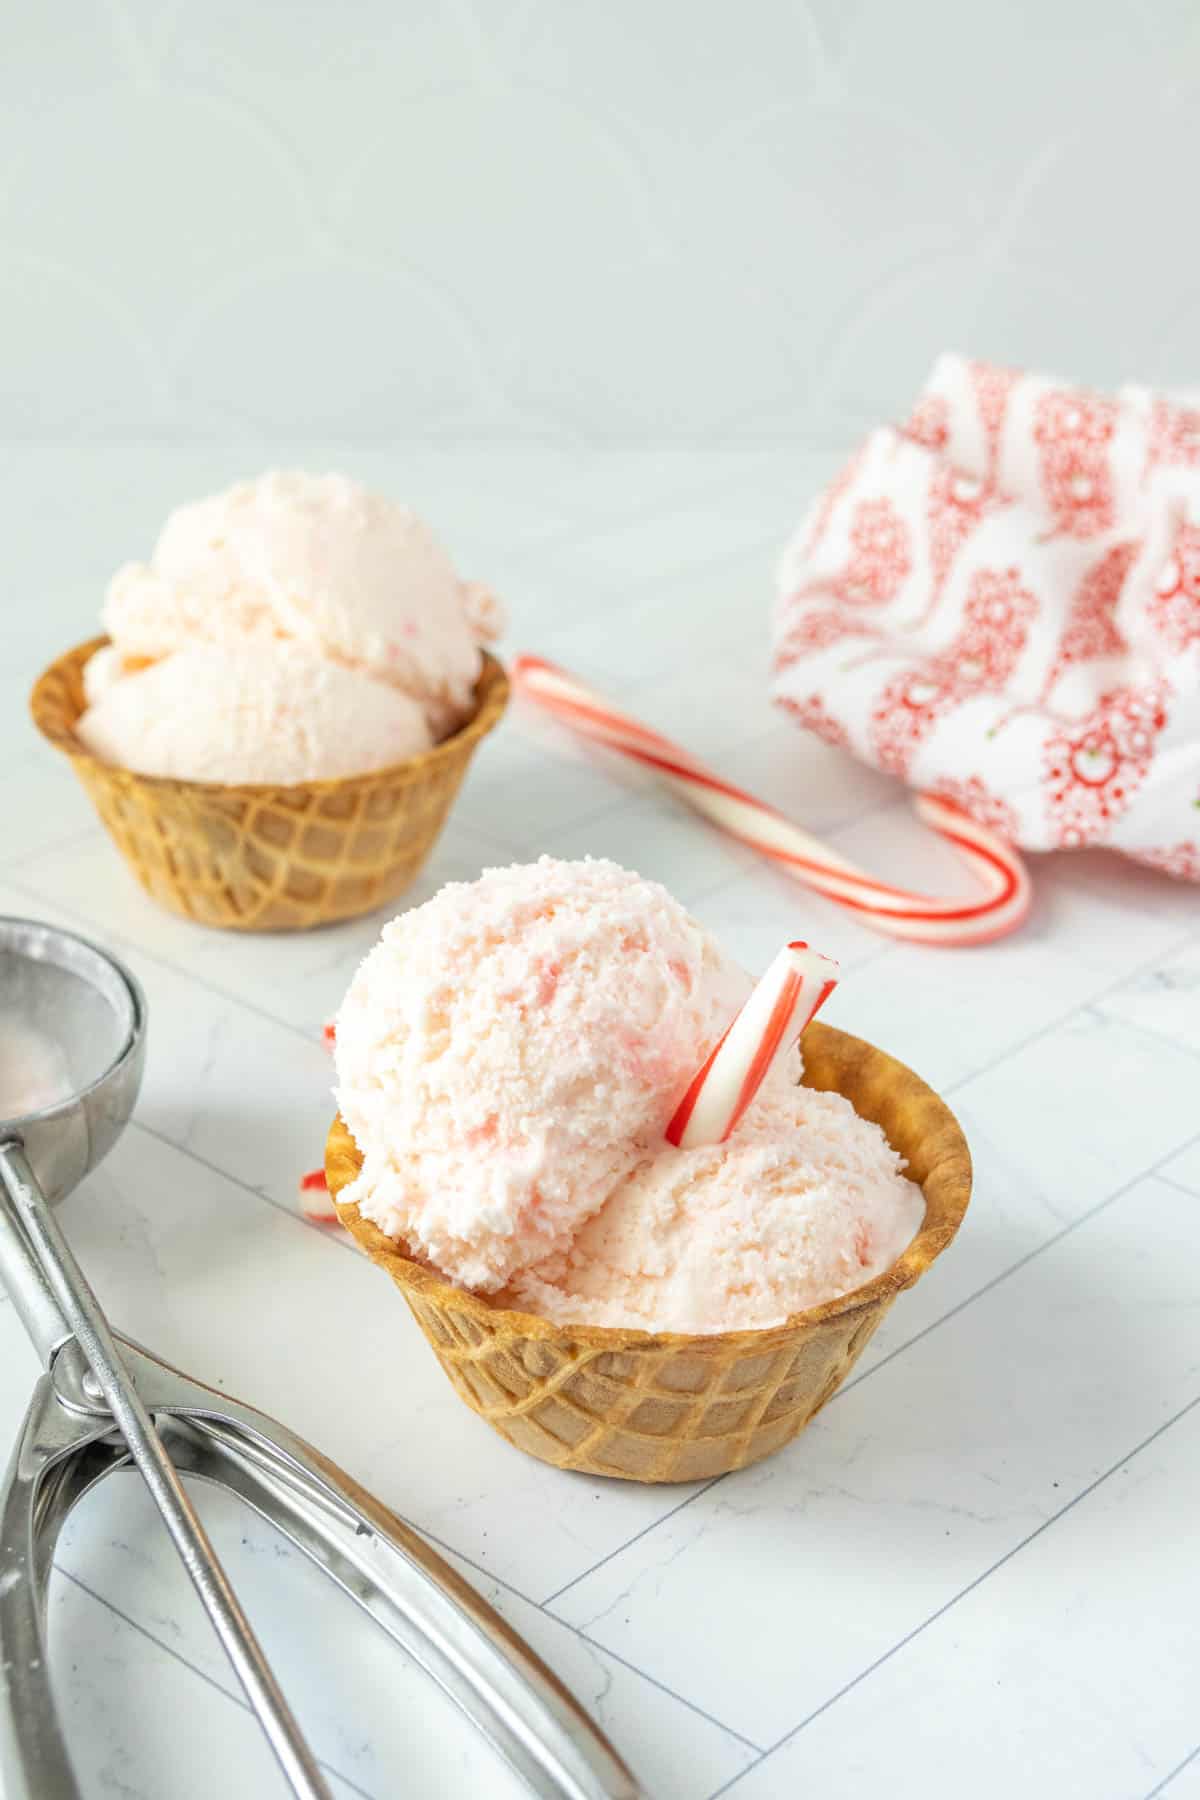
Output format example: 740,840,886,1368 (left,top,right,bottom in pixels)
0,918,640,1800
